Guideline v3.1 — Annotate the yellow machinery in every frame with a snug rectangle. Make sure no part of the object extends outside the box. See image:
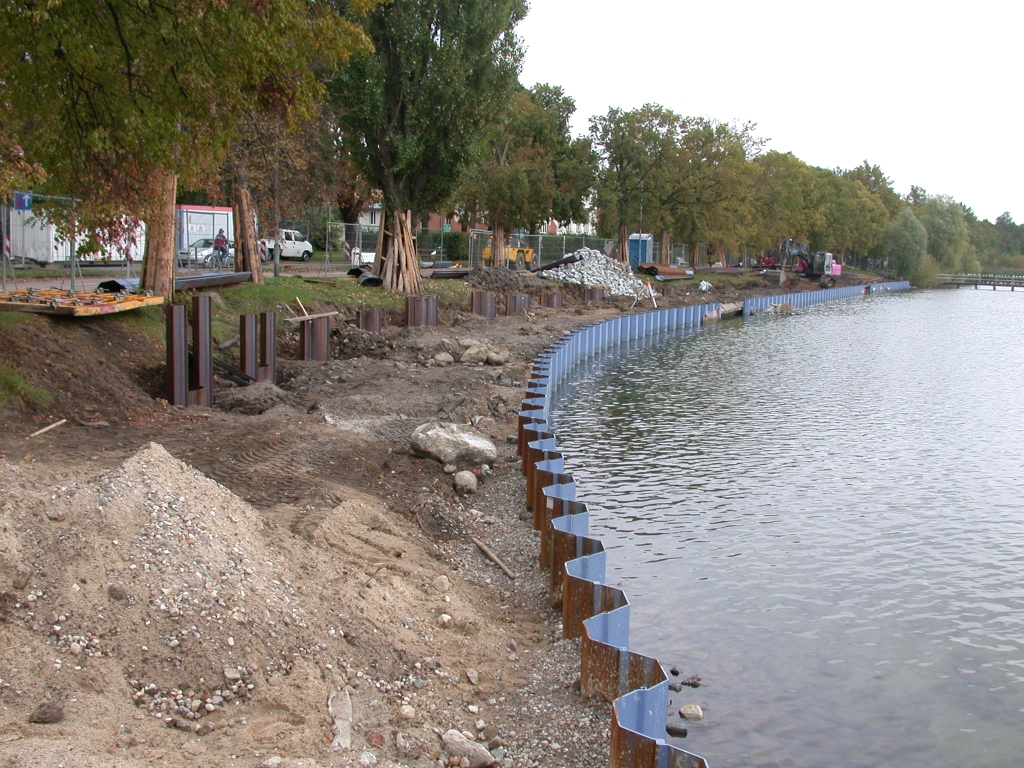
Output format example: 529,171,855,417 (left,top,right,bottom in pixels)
482,236,534,270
